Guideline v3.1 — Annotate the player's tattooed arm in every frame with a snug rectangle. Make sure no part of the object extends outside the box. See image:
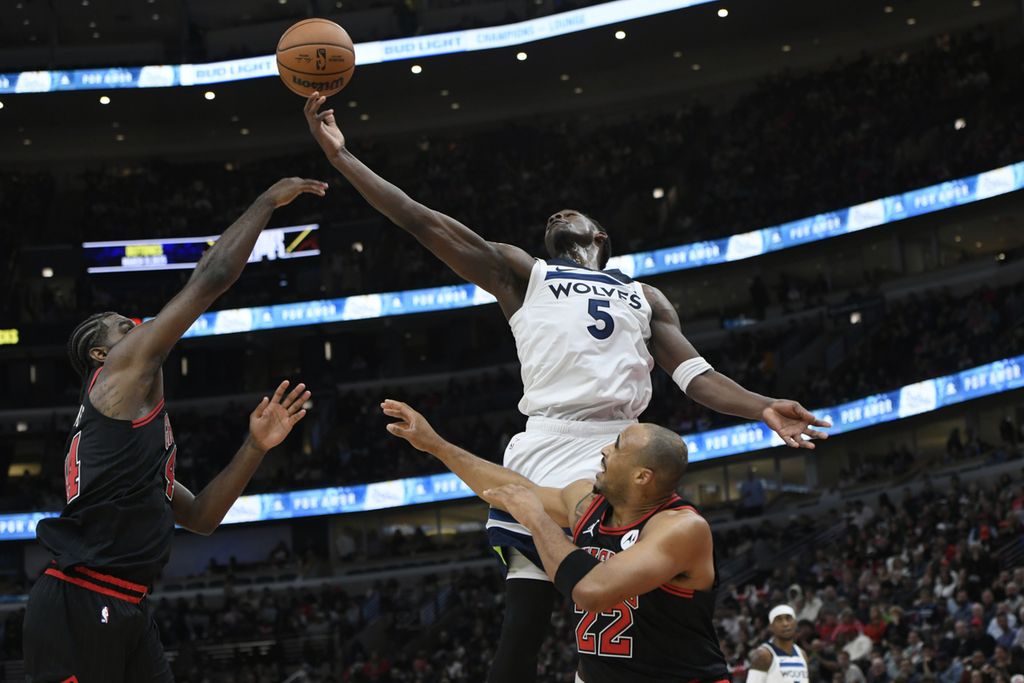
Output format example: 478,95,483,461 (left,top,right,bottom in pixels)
564,484,598,531
748,646,773,673
304,93,533,316
101,179,325,414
